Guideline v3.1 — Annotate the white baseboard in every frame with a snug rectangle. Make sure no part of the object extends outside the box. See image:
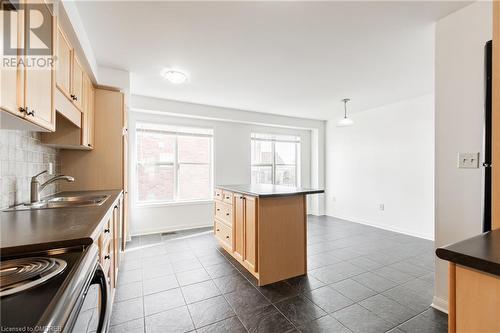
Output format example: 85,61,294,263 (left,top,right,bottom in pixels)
431,296,448,314
328,213,434,241
131,223,212,237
